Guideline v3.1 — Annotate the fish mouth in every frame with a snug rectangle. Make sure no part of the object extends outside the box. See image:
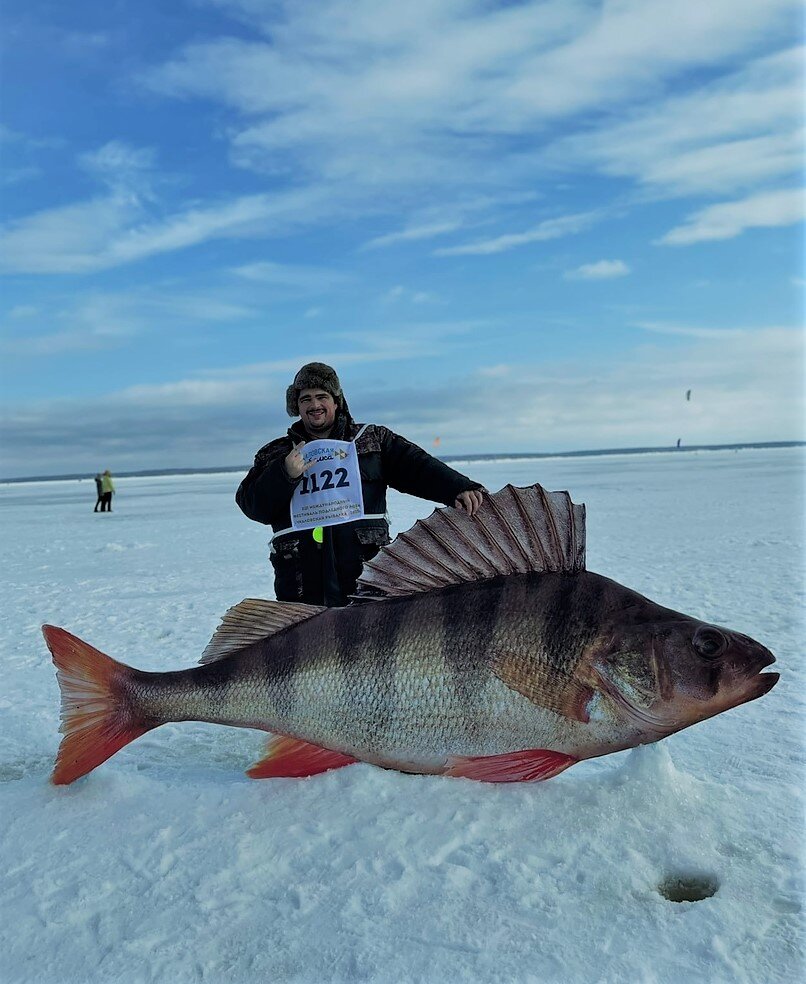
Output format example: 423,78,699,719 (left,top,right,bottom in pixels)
746,671,779,699
756,649,776,671
743,648,778,700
